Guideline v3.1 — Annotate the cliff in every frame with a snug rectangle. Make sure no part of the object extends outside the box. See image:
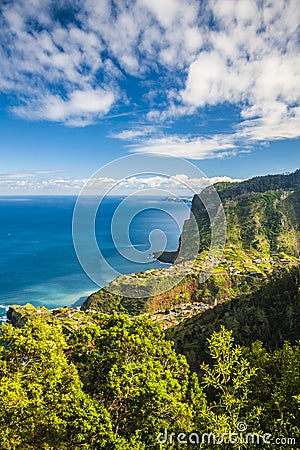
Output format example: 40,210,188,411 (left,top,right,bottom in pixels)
80,169,300,315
